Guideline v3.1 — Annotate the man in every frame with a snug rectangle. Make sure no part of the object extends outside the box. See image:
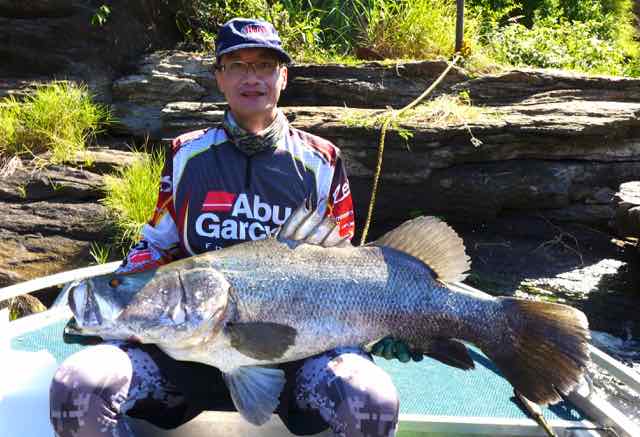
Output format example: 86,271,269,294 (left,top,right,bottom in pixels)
50,18,404,437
